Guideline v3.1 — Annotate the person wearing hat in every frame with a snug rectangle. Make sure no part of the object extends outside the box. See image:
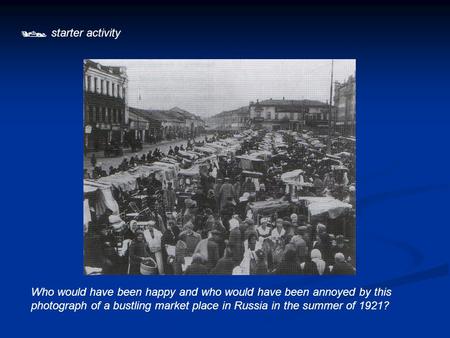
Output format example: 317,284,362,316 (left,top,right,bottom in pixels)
234,230,262,275
330,252,355,275
220,196,235,230
330,235,352,263
270,218,286,243
162,182,176,212
178,221,201,258
205,189,217,213
256,218,271,240
241,177,256,194
213,178,223,211
237,192,250,220
218,177,235,211
161,219,181,274
128,231,152,275
282,220,295,245
290,213,299,228
143,221,164,275
210,246,236,275
233,177,242,202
